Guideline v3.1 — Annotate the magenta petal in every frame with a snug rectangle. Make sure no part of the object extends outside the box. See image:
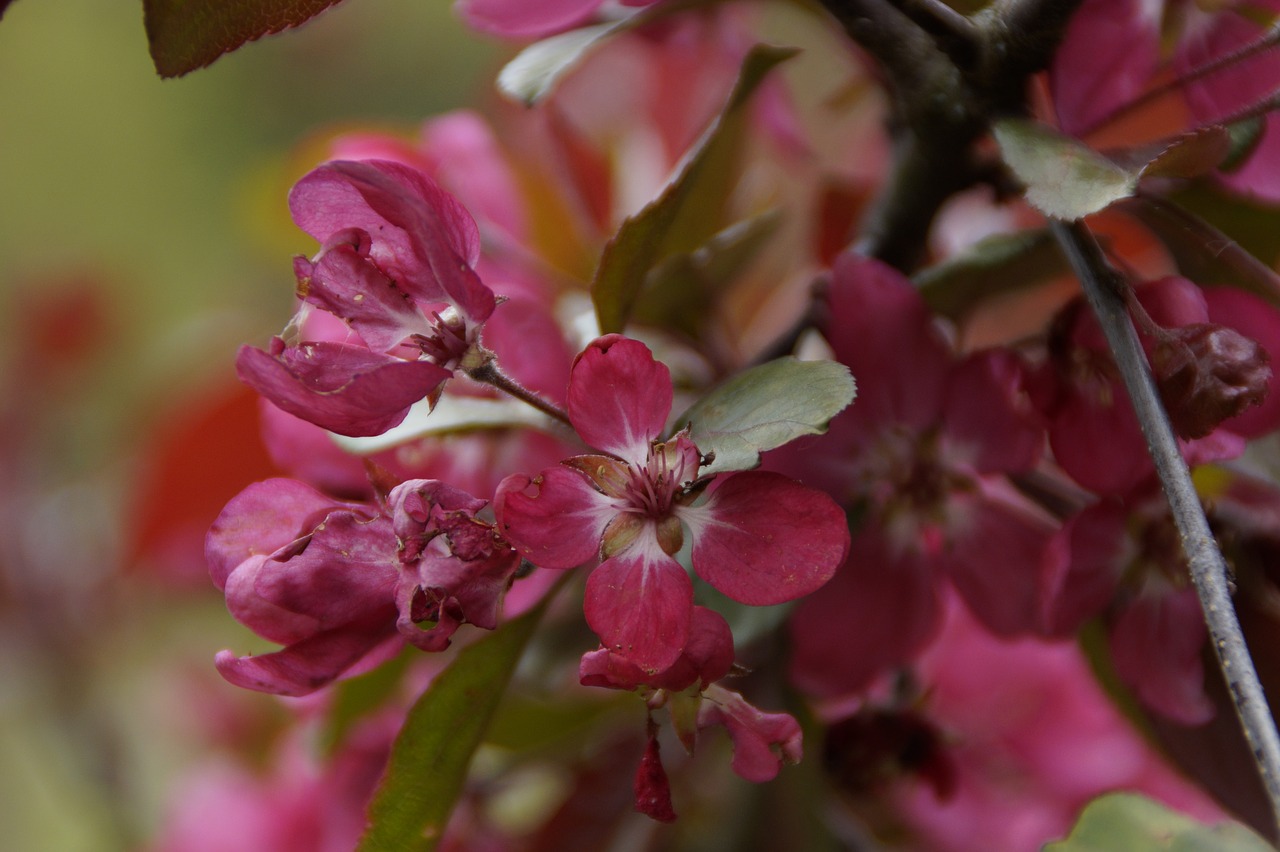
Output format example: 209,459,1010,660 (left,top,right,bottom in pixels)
567,335,673,461
1111,588,1214,725
583,548,693,675
633,727,677,823
683,472,849,606
826,254,950,433
236,341,450,437
215,622,401,697
297,249,432,353
698,686,802,783
253,513,399,627
206,478,338,590
1040,499,1128,636
789,527,942,697
456,0,602,38
941,349,1043,474
939,484,1054,637
495,467,616,569
1048,375,1152,495
326,161,494,323
1049,0,1159,136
